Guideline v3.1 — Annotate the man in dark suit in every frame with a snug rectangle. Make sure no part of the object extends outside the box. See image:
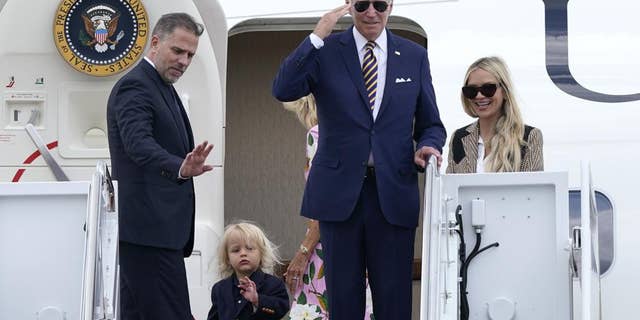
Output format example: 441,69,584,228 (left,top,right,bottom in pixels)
273,1,446,319
107,13,213,319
